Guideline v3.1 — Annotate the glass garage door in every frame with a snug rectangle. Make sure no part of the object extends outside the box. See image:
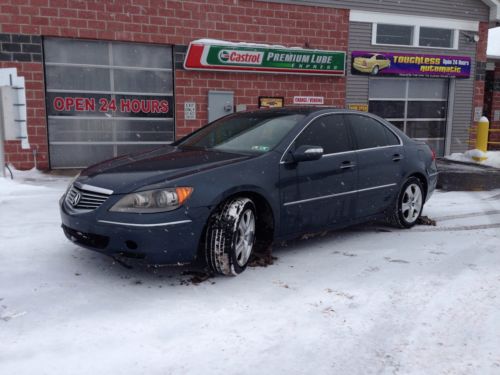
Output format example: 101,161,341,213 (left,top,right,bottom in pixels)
368,78,448,156
44,38,174,168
